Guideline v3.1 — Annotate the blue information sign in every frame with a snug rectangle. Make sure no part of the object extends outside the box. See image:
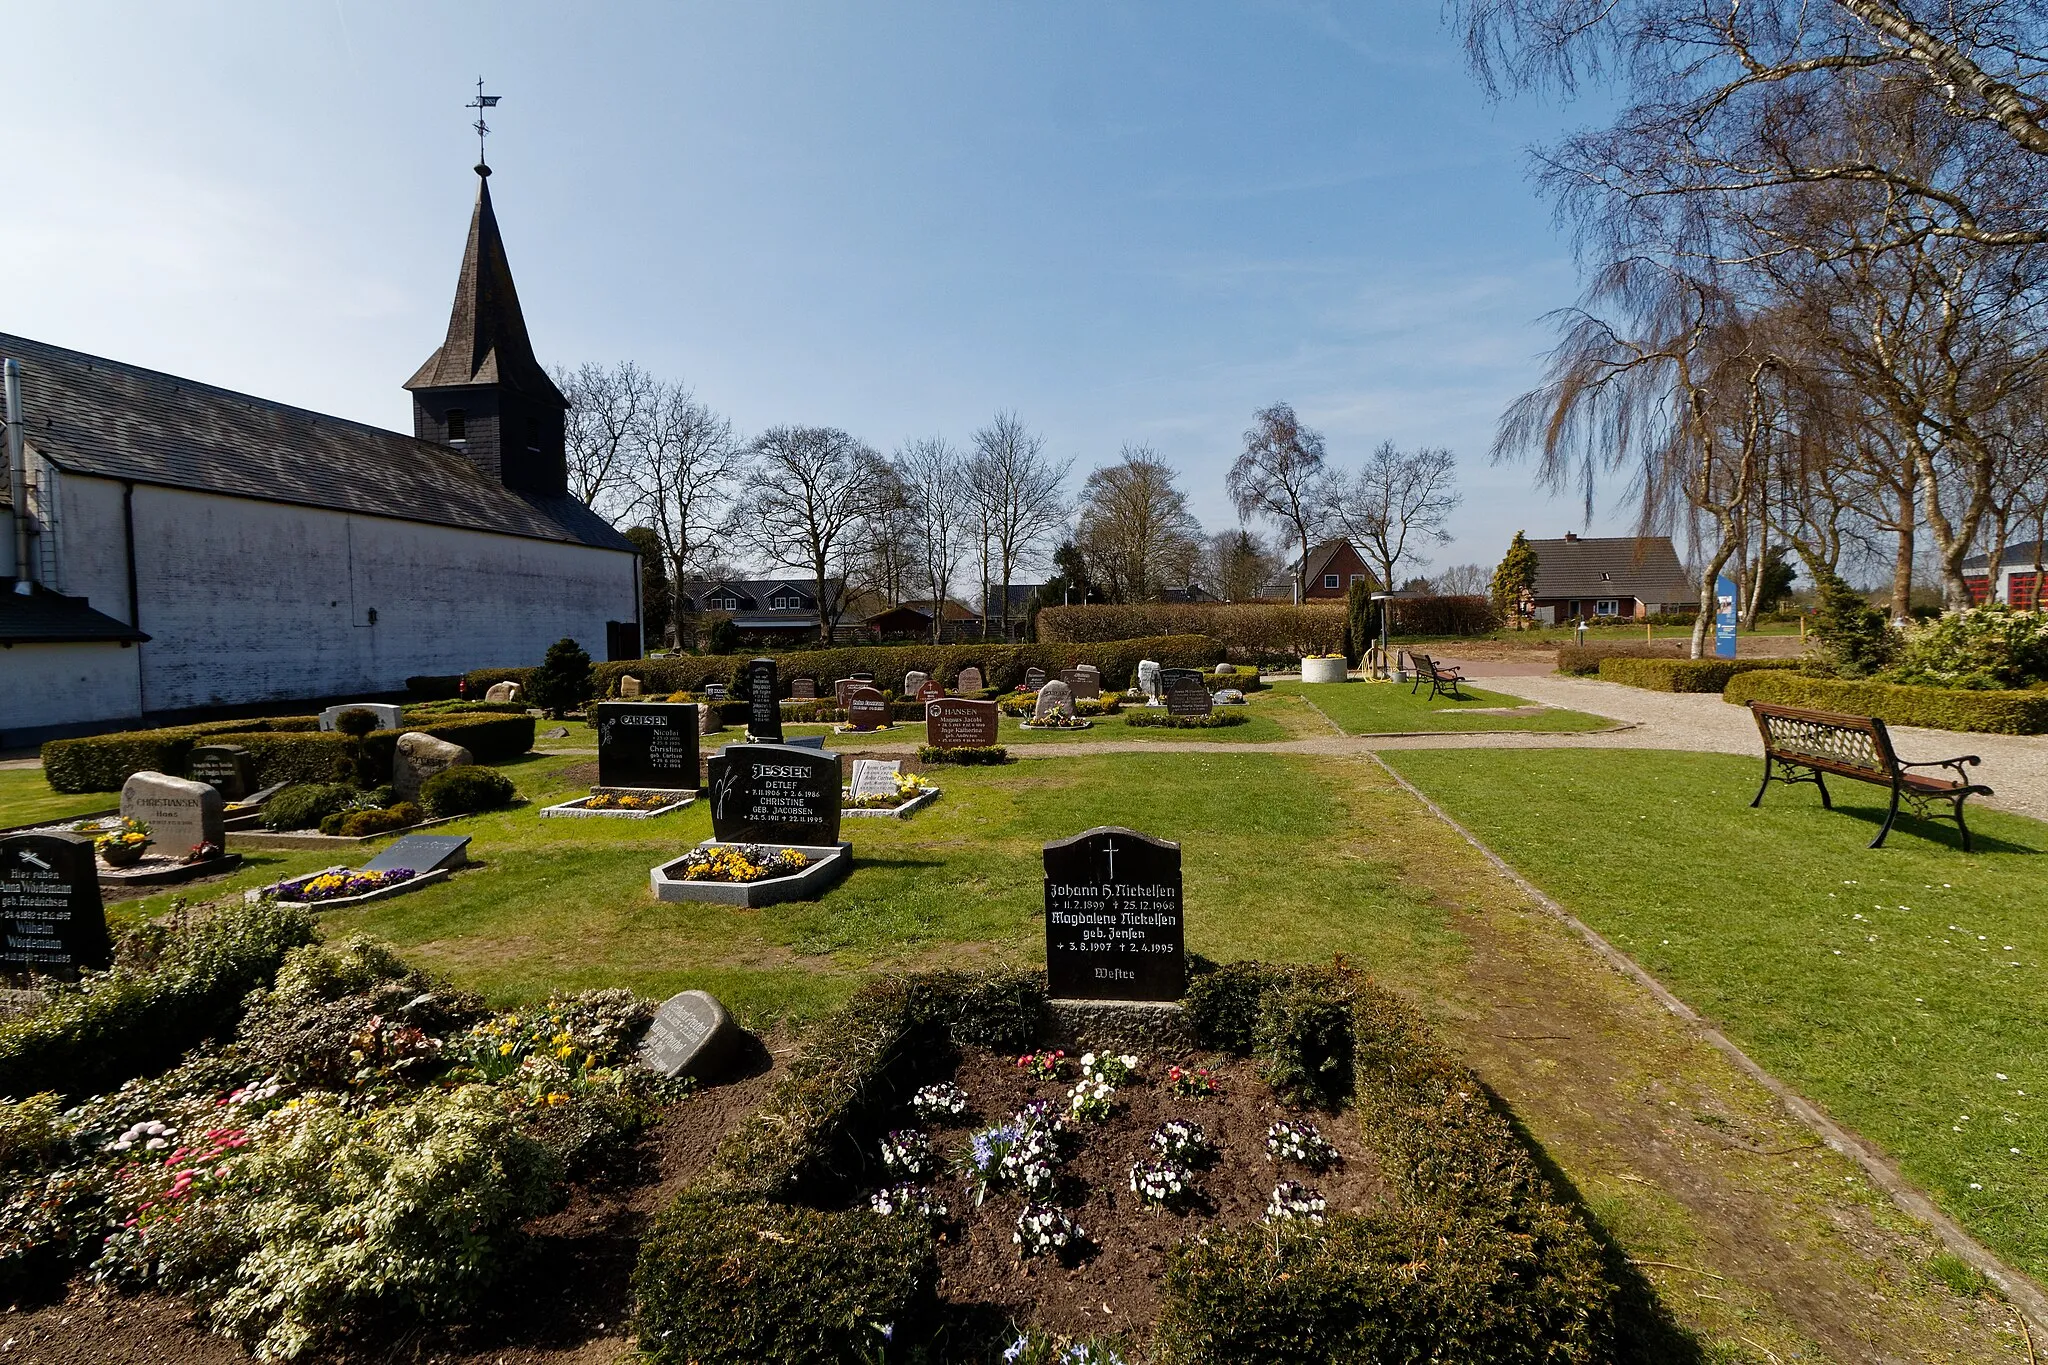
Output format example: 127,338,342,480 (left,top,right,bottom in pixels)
1714,576,1738,659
